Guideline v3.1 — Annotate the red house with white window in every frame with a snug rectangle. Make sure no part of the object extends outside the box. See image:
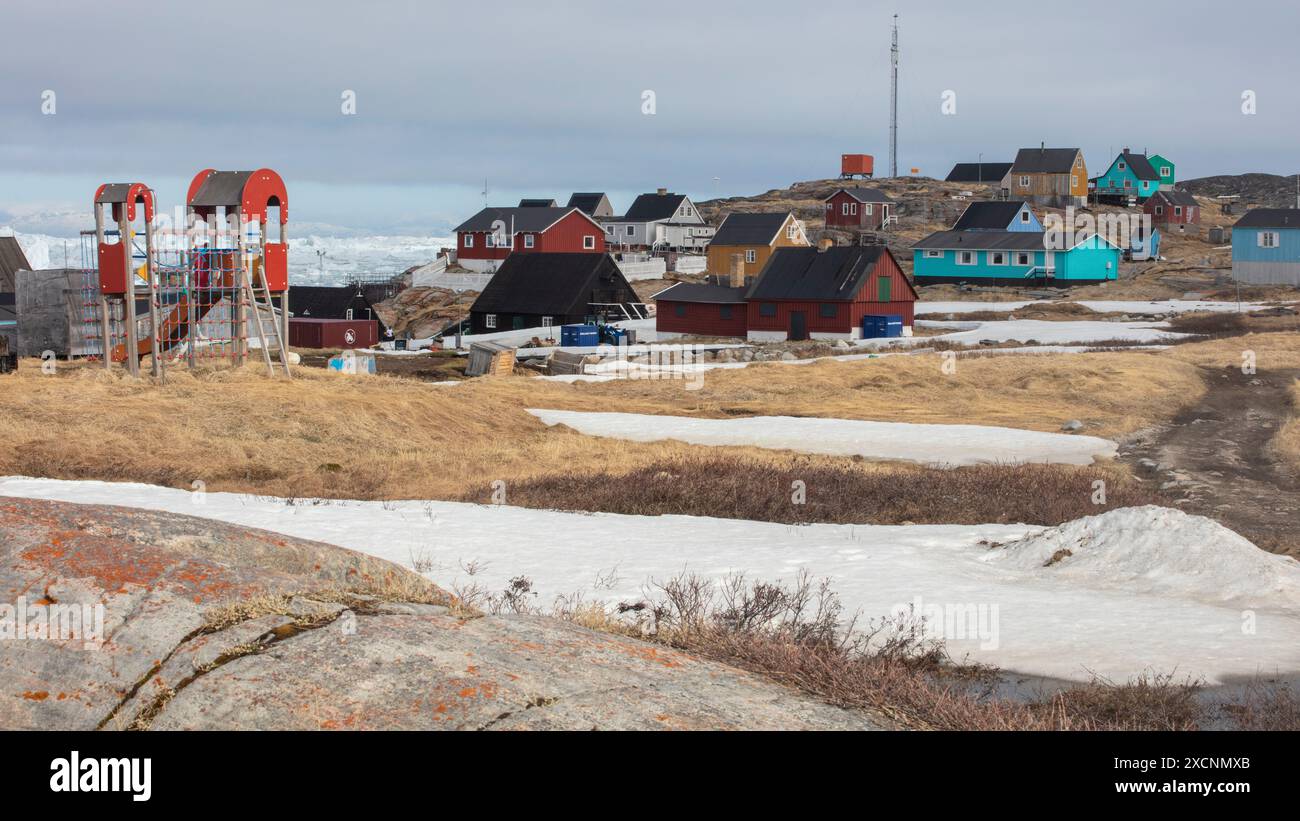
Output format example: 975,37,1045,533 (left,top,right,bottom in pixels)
745,244,916,341
823,188,894,230
454,206,606,272
1143,190,1201,235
